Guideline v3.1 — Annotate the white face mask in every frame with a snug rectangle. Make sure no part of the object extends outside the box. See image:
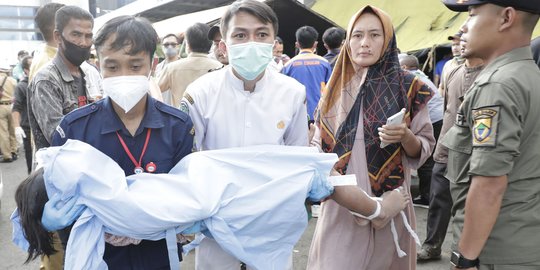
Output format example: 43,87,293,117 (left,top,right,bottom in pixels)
102,75,149,113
